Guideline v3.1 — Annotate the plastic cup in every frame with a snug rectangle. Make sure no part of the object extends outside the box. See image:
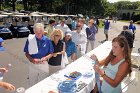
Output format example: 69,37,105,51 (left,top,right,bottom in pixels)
15,87,25,93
